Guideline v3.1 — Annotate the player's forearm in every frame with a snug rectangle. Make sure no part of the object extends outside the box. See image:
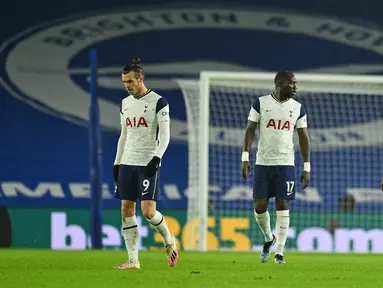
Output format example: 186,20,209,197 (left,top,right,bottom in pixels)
243,127,255,152
114,128,127,165
299,132,311,163
154,121,170,158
